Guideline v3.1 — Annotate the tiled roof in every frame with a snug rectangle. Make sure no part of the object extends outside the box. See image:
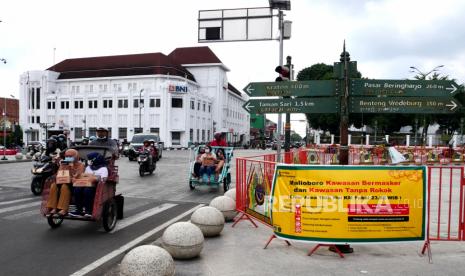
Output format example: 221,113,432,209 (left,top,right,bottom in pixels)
168,46,222,65
47,52,196,81
227,83,242,97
